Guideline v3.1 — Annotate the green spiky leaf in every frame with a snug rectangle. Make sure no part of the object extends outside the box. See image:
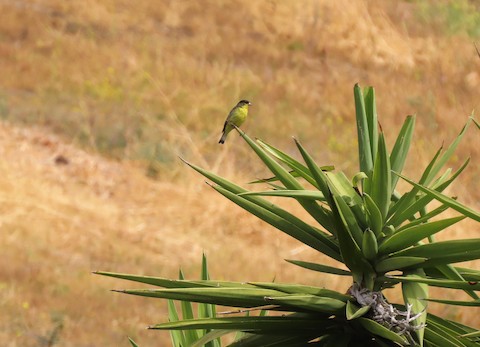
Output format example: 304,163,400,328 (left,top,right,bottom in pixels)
378,216,465,255
357,318,409,345
285,259,351,276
